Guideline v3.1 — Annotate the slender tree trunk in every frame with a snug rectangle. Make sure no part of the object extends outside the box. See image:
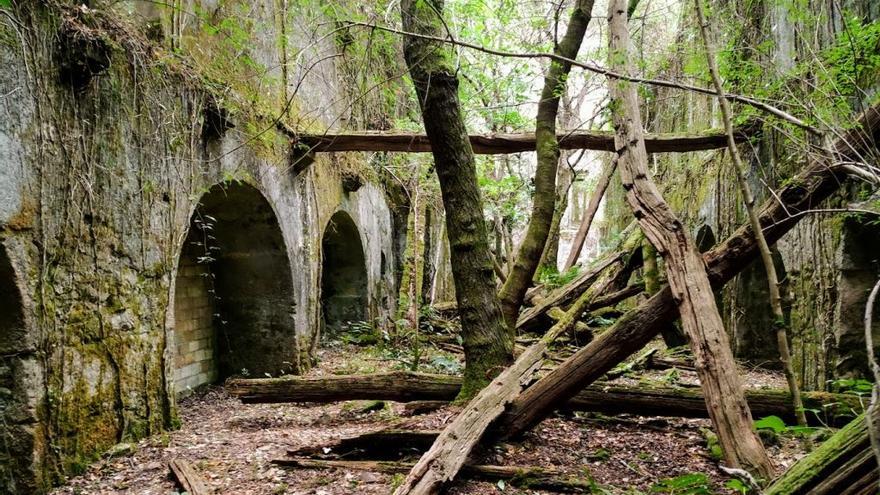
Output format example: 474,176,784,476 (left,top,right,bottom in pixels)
498,0,596,329
420,206,436,306
400,0,513,400
563,158,616,270
643,240,688,347
606,0,772,478
693,0,807,428
539,162,574,274
407,181,420,328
